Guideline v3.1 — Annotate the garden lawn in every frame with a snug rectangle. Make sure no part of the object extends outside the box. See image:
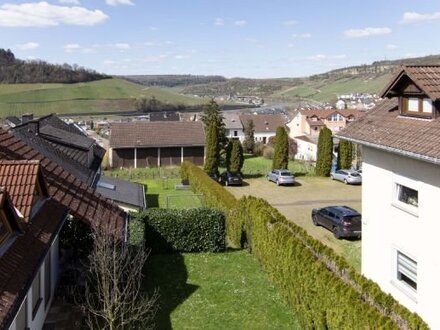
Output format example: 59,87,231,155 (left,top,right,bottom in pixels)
145,250,302,330
241,155,314,178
